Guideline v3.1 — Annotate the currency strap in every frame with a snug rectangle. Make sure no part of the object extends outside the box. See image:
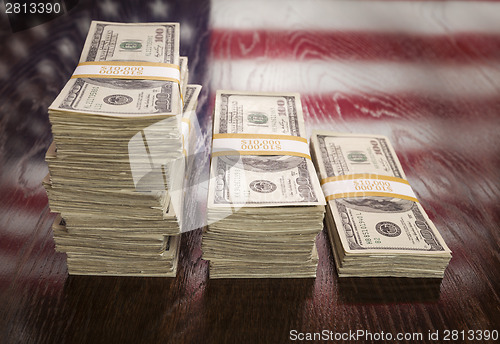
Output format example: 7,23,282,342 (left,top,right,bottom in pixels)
71,61,180,82
321,174,419,203
211,133,311,160
71,61,183,104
